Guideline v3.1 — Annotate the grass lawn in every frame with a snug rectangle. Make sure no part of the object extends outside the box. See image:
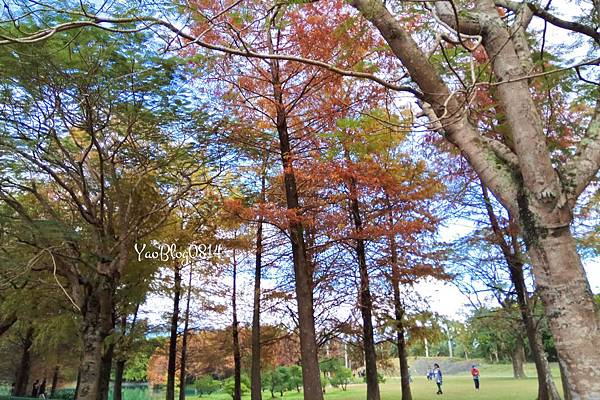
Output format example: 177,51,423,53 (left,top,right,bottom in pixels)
190,376,561,400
